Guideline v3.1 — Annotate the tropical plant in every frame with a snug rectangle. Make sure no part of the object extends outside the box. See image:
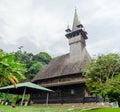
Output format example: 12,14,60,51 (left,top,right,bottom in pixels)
0,51,26,88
